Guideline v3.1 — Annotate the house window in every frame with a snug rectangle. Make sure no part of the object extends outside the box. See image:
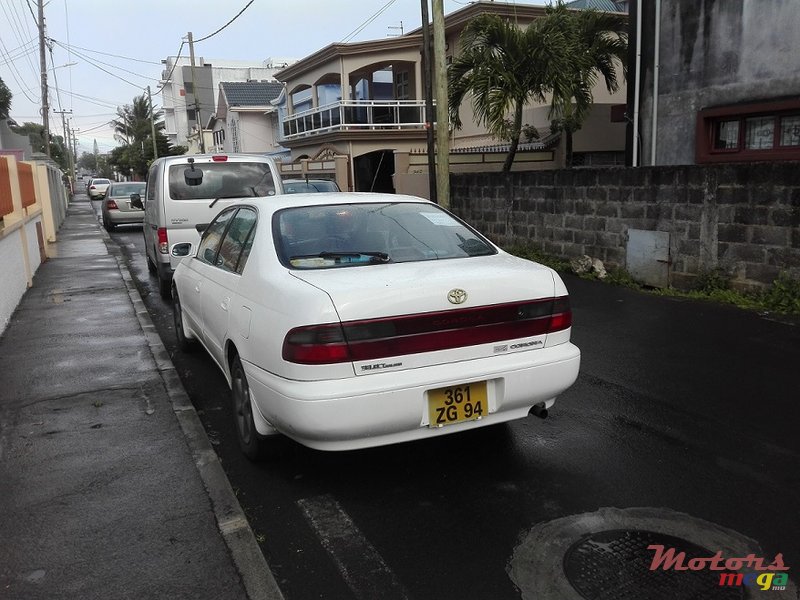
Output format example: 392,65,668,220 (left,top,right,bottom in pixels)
713,120,739,150
396,71,409,100
184,81,194,94
780,115,800,146
744,116,774,149
696,99,800,163
186,108,196,122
